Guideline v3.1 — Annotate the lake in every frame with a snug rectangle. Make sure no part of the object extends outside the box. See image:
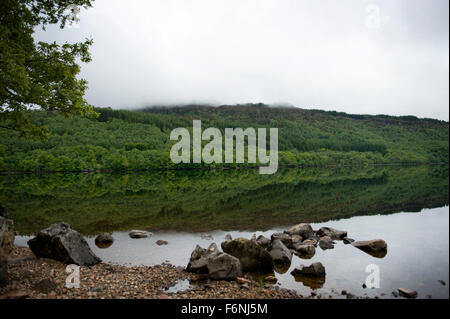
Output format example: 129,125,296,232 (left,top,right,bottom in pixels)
2,165,449,298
